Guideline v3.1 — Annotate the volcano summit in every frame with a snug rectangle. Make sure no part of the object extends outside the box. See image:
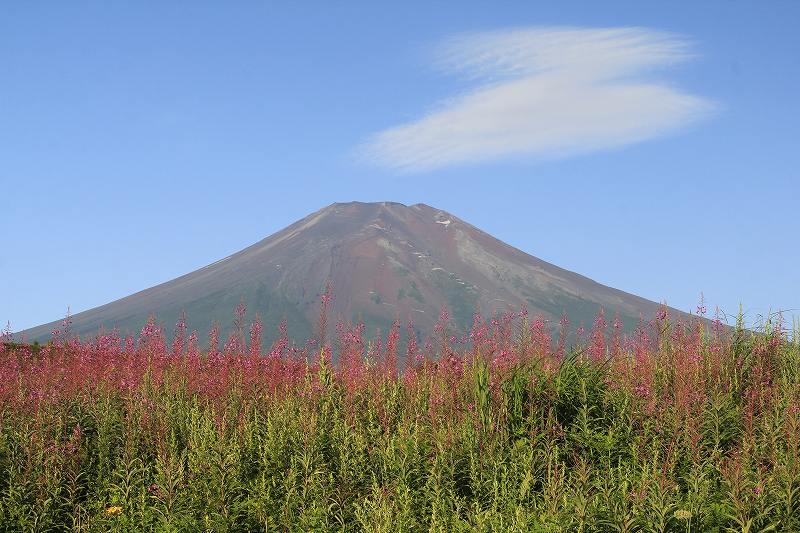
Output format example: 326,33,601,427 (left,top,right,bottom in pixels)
21,202,677,342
